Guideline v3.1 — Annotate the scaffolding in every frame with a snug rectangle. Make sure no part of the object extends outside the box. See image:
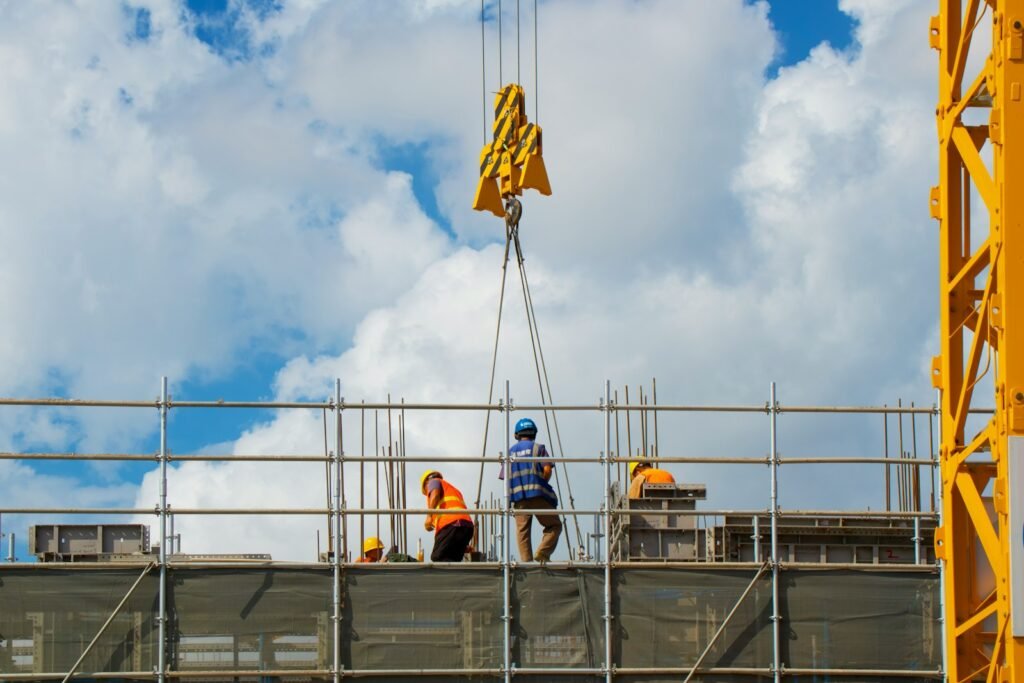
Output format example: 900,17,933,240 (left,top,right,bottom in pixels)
0,378,950,681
